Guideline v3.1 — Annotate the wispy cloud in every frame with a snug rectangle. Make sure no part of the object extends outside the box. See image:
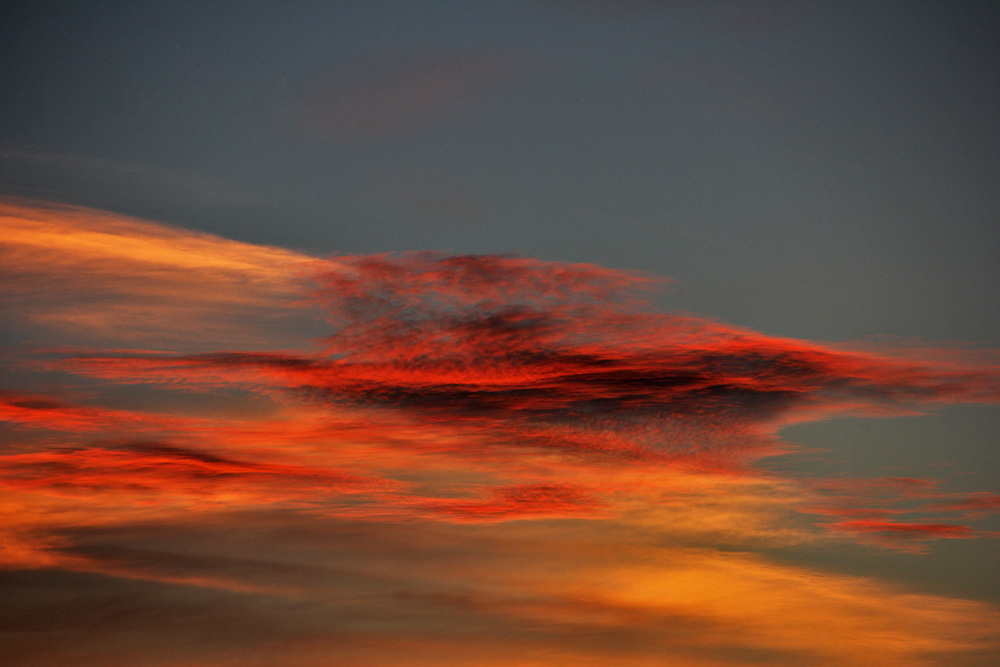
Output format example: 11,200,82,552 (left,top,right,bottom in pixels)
827,519,976,551
2,202,999,666
802,477,1000,551
0,198,326,349
298,51,538,140
934,492,1000,516
418,483,605,522
0,148,250,205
